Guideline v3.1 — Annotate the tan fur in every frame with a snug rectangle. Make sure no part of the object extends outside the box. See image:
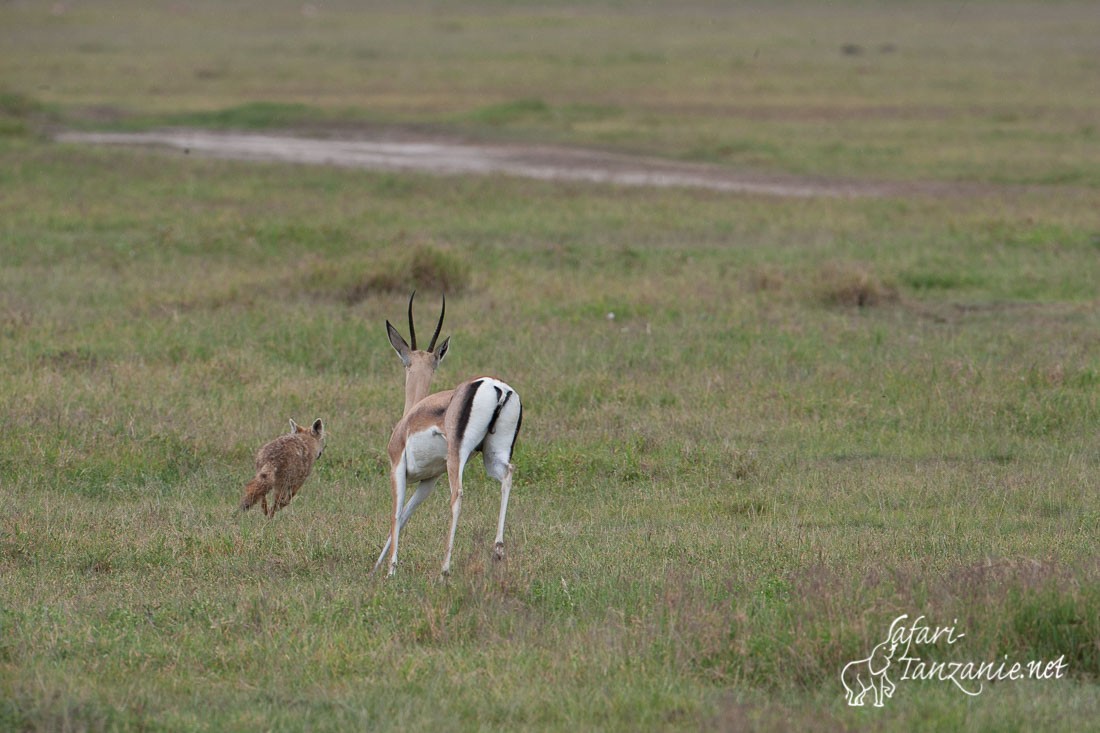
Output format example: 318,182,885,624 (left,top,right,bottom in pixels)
387,391,454,464
239,419,325,517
